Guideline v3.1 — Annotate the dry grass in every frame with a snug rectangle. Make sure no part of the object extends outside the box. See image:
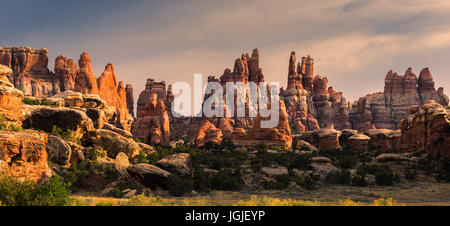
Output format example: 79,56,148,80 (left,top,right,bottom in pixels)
72,179,450,206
